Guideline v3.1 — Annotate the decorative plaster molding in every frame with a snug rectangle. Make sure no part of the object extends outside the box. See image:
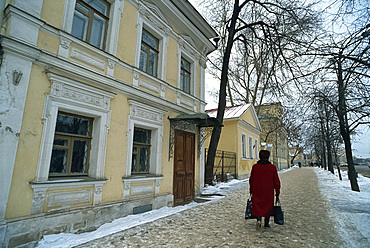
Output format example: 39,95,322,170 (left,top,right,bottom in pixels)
60,37,71,49
129,102,164,124
46,190,91,208
139,3,171,35
140,80,160,93
70,48,105,70
122,176,163,200
48,76,113,111
131,184,153,195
